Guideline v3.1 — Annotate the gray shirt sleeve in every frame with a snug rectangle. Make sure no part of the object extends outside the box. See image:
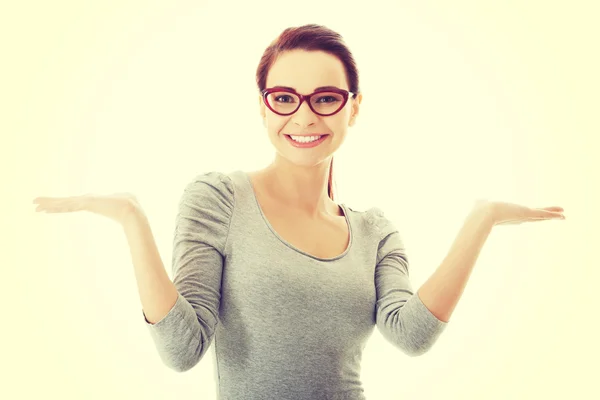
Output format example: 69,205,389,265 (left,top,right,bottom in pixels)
142,172,234,372
374,210,448,356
